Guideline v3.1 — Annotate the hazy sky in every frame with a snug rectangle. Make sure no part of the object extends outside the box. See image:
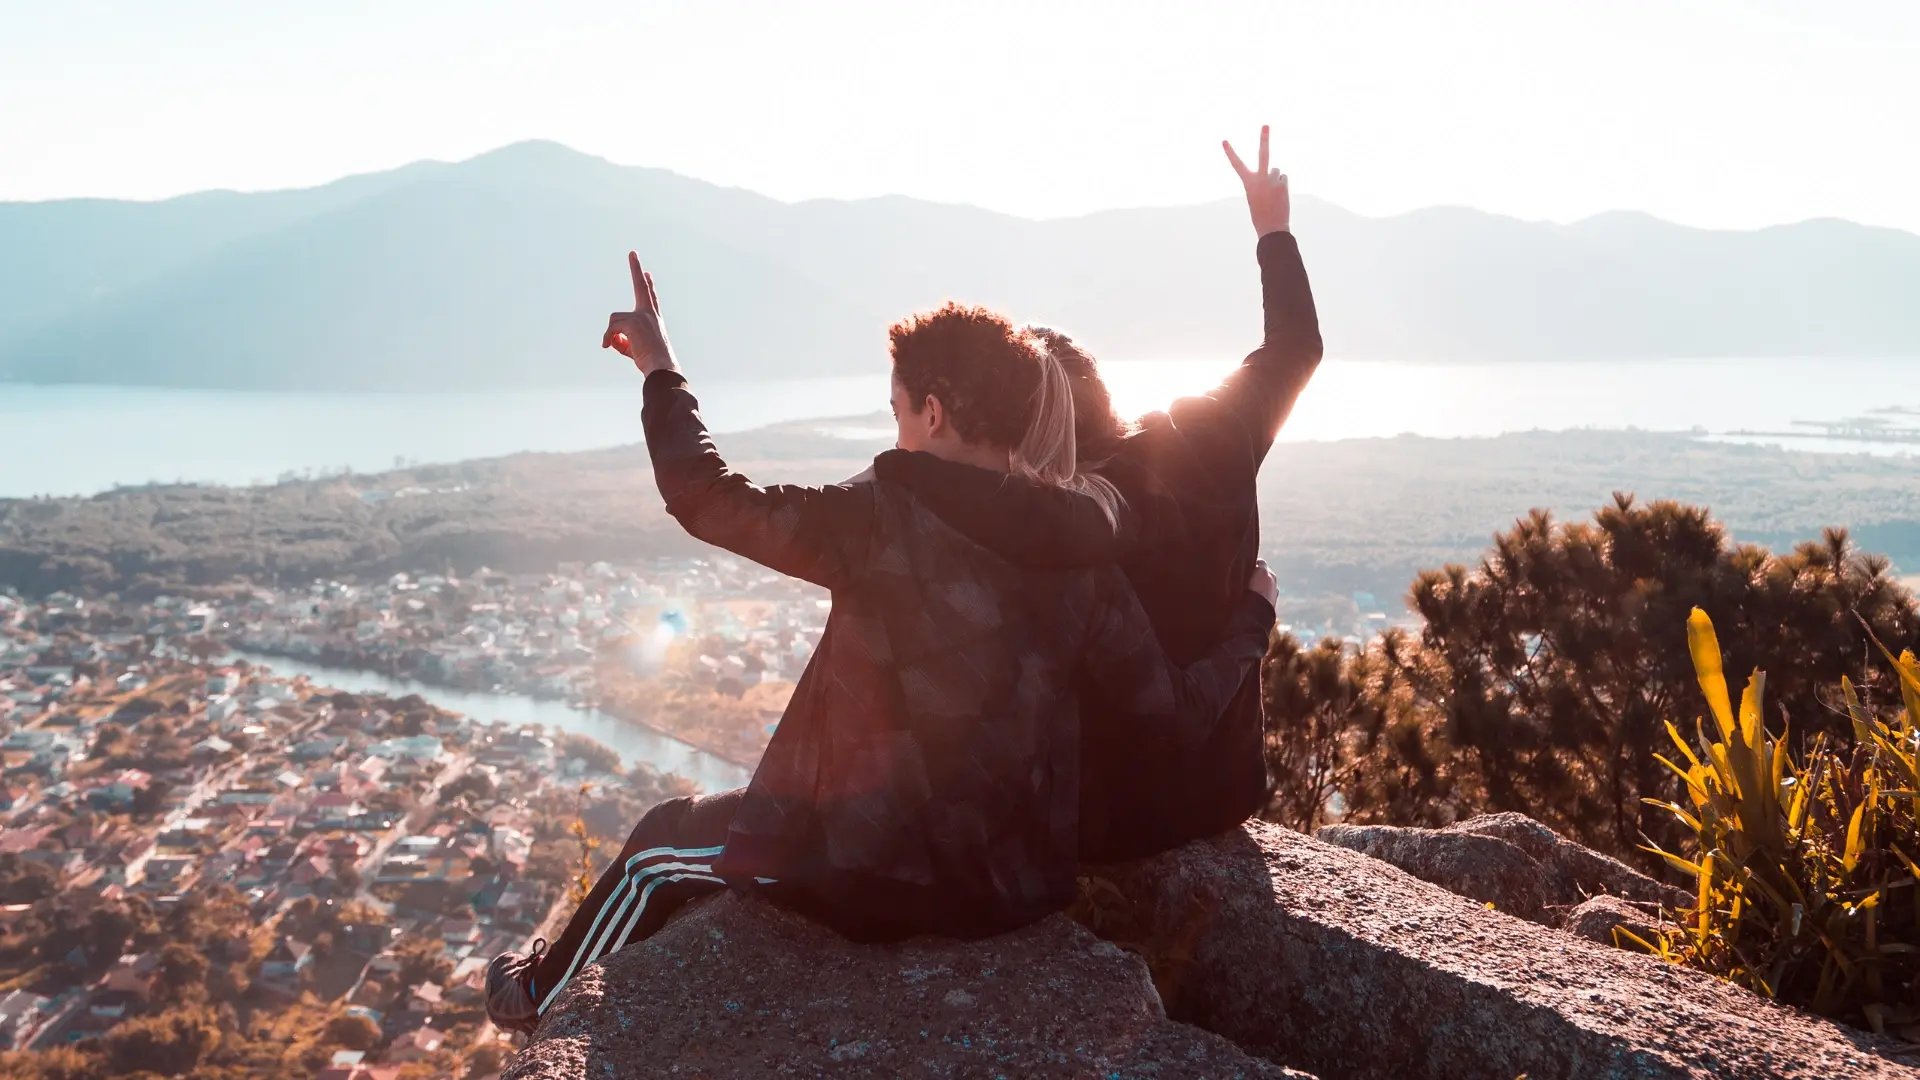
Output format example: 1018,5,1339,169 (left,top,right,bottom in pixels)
4,0,1916,231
